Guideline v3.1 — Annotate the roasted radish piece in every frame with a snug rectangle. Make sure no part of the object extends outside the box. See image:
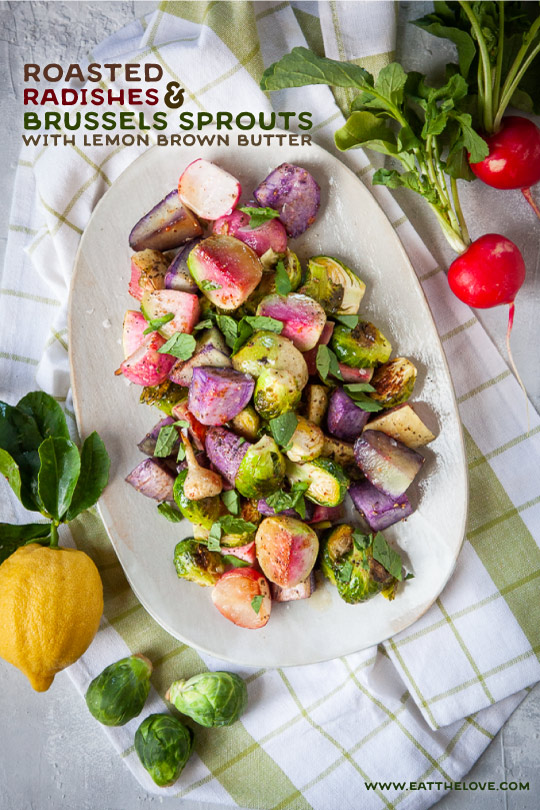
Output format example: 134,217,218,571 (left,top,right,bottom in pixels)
370,358,417,408
349,480,413,532
164,240,201,293
256,293,326,351
205,427,250,486
253,163,320,238
220,541,257,566
181,434,222,500
270,573,316,602
188,367,255,426
303,321,334,375
327,388,370,442
365,404,436,449
178,159,241,220
338,364,374,384
117,332,176,386
305,384,329,426
138,416,177,456
354,430,424,498
125,458,176,501
129,249,169,301
307,504,345,524
188,235,263,310
172,399,207,451
213,209,287,256
212,568,271,629
140,290,200,338
255,516,319,588
129,190,202,251
301,256,365,315
122,310,147,358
